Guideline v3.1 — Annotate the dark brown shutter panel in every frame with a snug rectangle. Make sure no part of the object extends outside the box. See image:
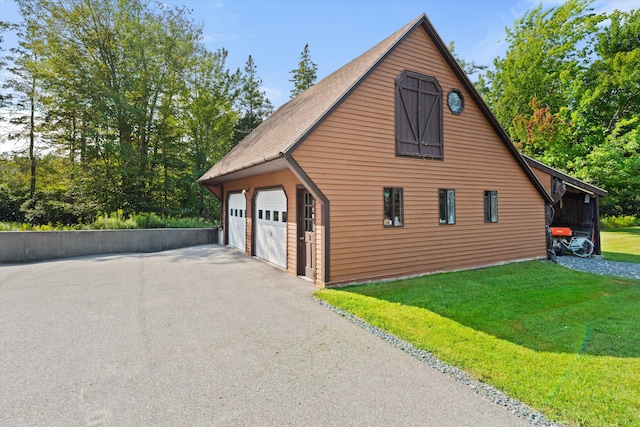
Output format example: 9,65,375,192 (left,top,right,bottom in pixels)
396,85,420,156
421,91,442,158
395,71,443,159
